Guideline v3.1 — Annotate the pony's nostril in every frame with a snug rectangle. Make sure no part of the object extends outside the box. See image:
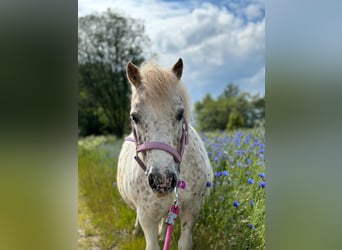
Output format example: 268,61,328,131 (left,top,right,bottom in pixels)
167,172,178,189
